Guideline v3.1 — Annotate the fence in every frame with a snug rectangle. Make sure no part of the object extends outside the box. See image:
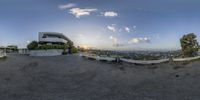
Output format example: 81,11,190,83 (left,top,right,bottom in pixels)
82,53,200,65
173,56,200,62
120,58,169,65
82,54,115,61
